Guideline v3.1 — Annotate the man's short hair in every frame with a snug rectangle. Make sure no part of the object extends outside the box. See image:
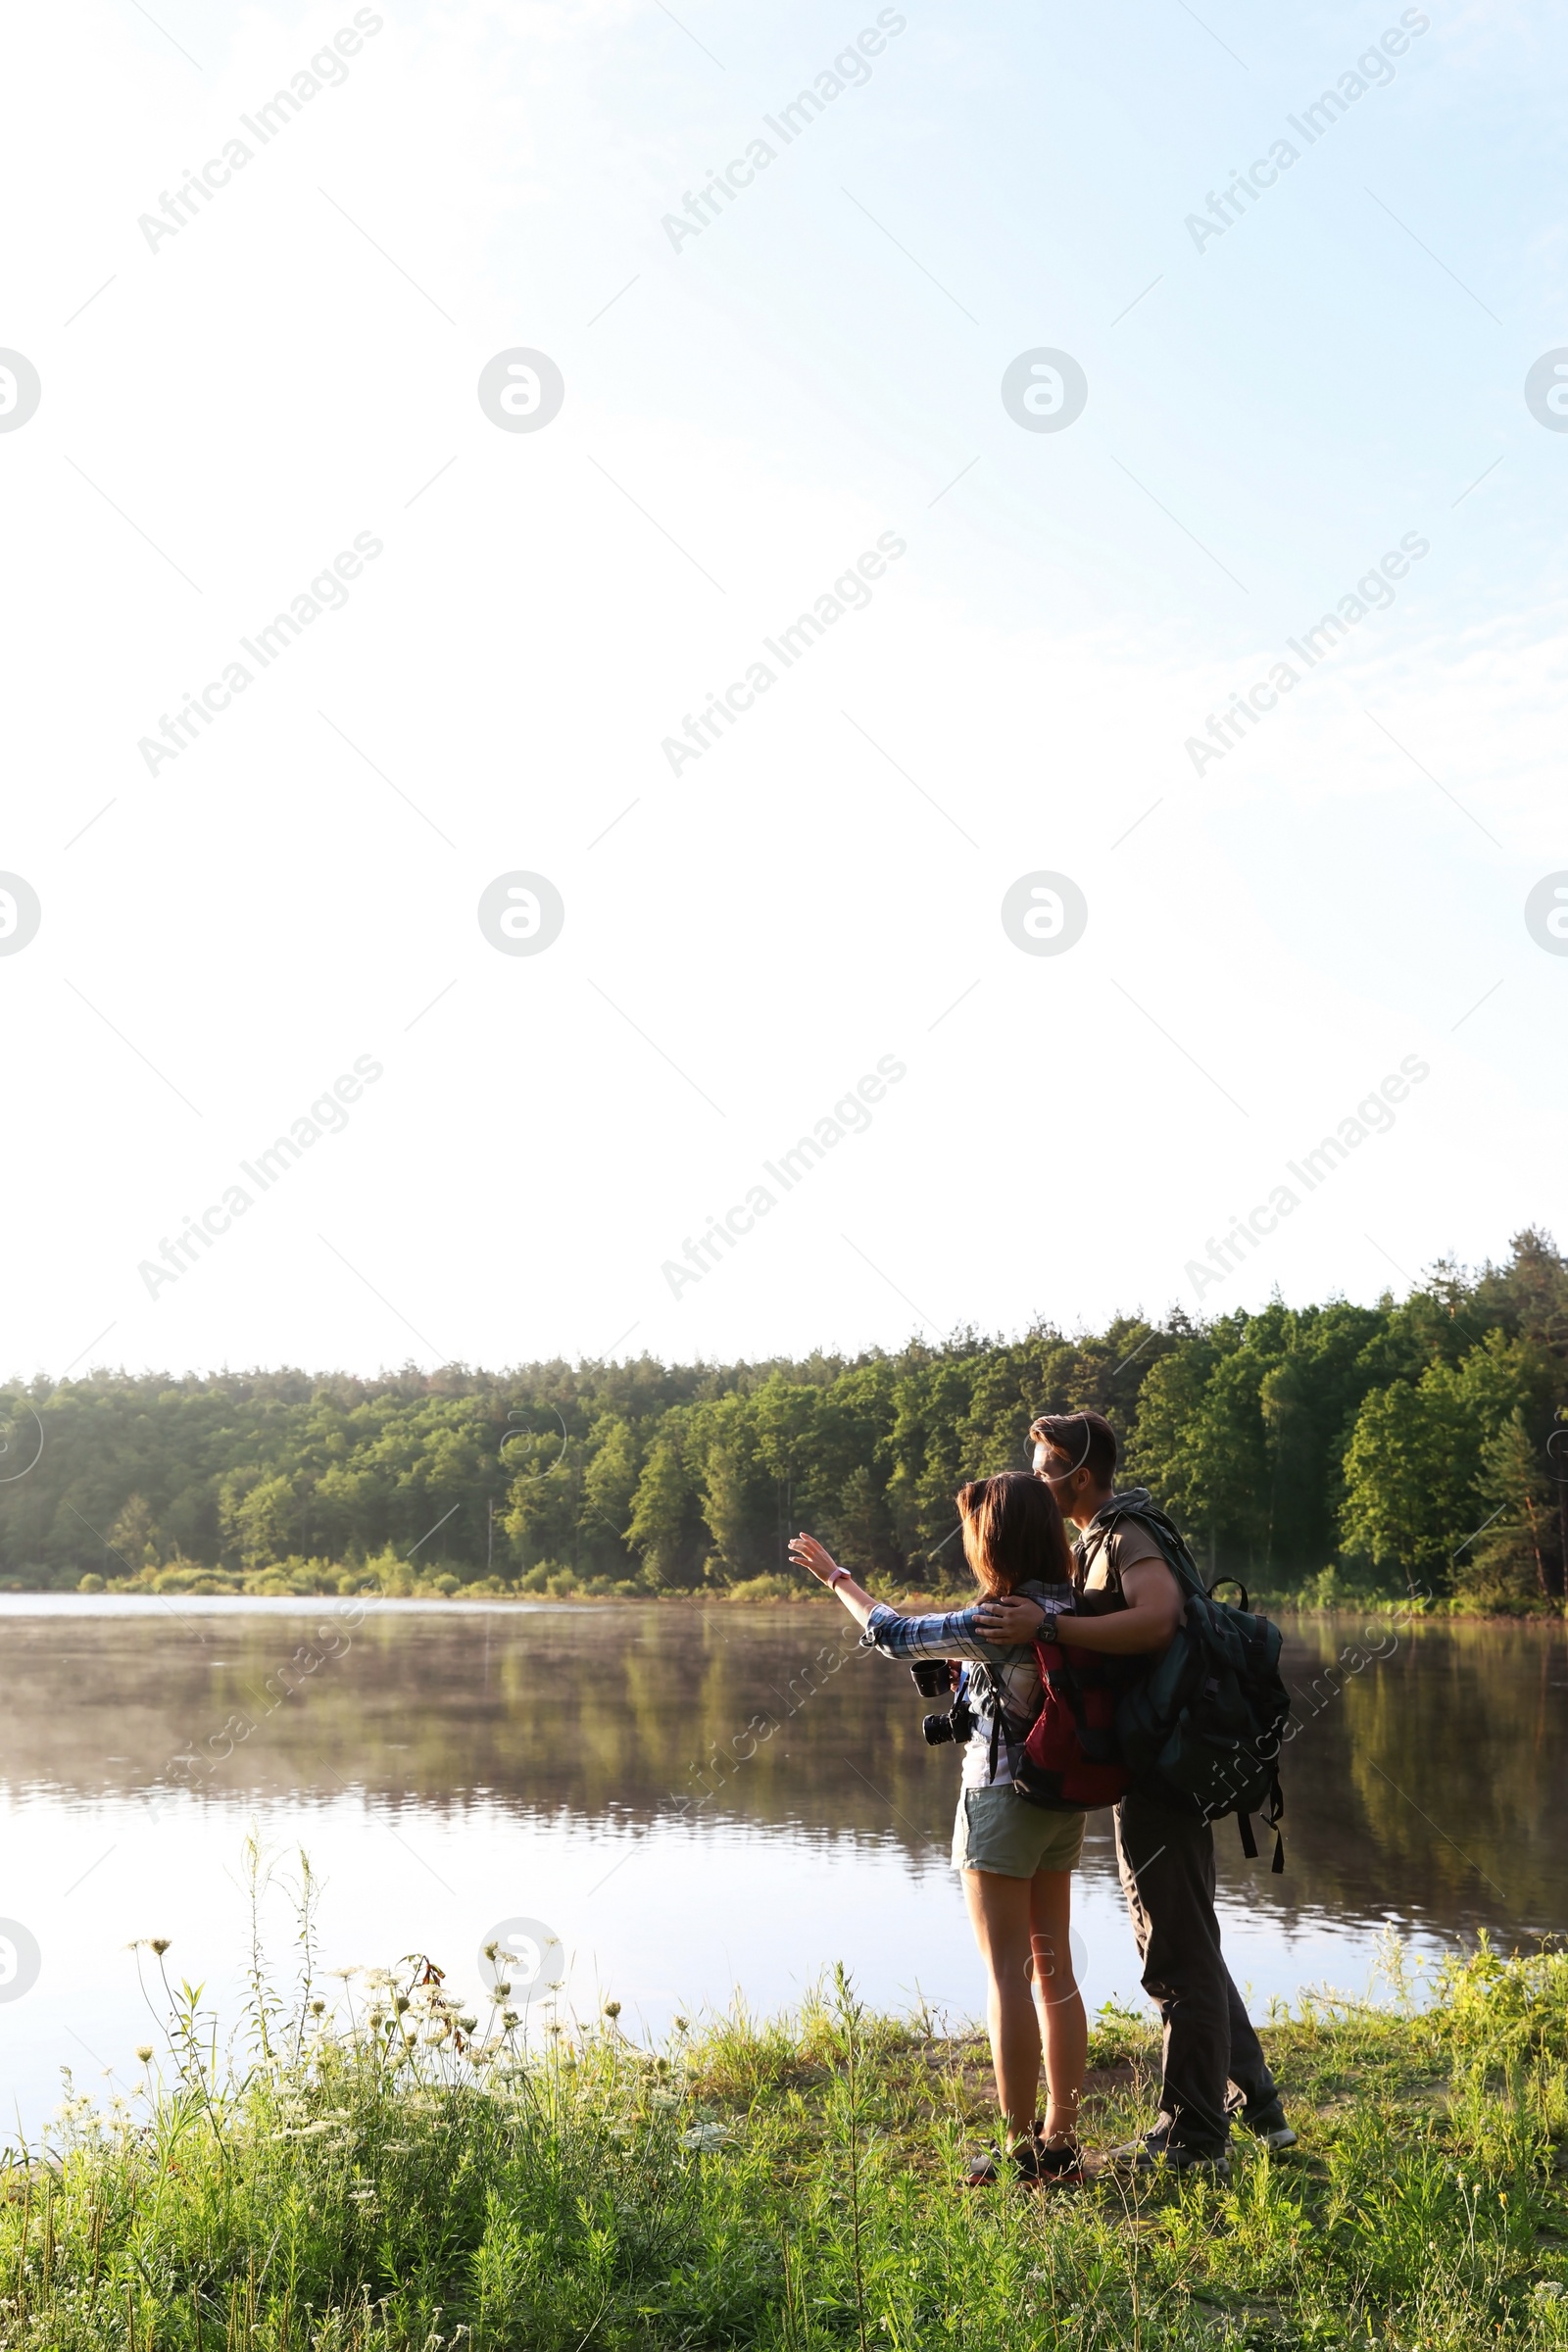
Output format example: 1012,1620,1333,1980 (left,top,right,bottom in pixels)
1029,1408,1118,1487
